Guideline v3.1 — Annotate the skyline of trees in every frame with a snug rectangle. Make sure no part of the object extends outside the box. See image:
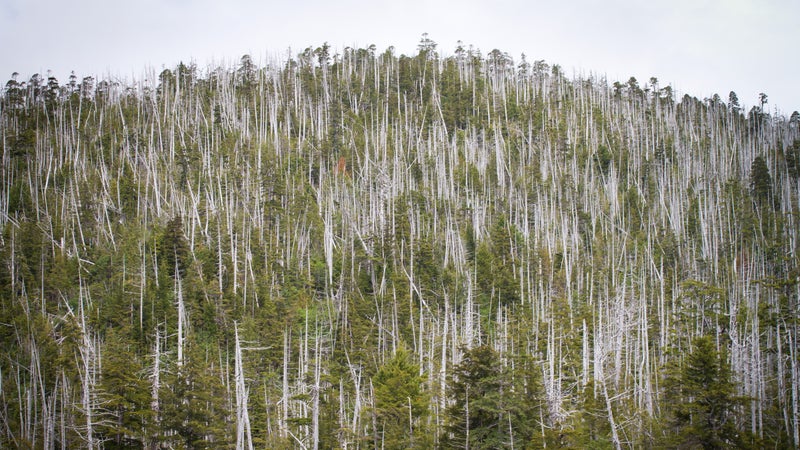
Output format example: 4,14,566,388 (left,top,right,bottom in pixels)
2,38,800,448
